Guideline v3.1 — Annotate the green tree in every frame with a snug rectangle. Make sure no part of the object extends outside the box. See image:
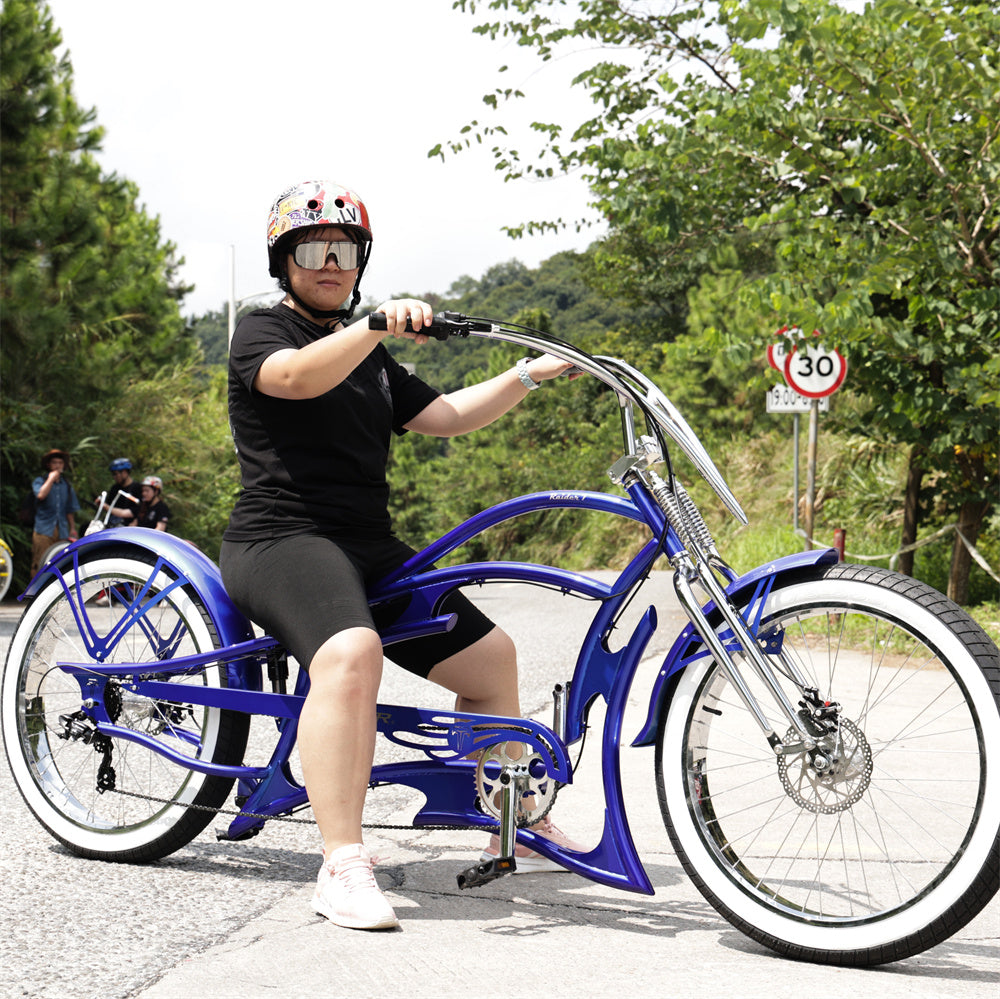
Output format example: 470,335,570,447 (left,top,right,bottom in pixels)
1,2,196,403
387,331,622,564
0,0,208,588
191,309,230,367
445,0,999,602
